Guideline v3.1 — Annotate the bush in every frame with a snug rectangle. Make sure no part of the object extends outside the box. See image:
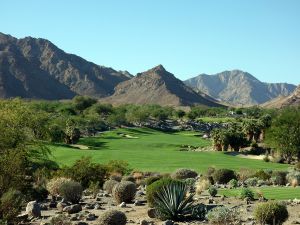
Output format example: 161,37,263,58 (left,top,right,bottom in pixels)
103,180,119,194
286,169,300,186
253,170,271,181
109,174,122,182
46,177,72,197
50,214,72,225
212,169,236,184
59,181,83,204
196,178,210,195
238,168,254,182
0,189,24,223
271,171,287,185
208,186,218,197
29,185,49,202
62,157,107,188
97,209,127,225
145,176,161,186
112,181,136,204
106,160,131,175
207,206,241,225
184,178,196,192
171,168,198,180
228,179,238,188
245,177,259,186
146,178,182,207
240,188,254,200
254,201,288,225
121,175,135,183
